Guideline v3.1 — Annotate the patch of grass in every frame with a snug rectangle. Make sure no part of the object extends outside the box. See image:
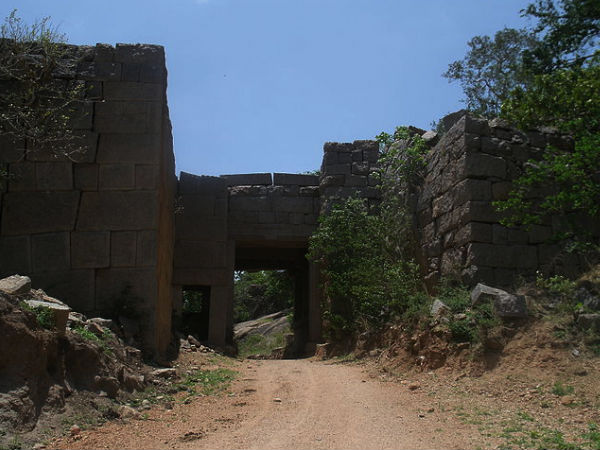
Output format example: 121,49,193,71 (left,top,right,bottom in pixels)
72,325,114,355
552,381,575,396
177,368,237,397
517,411,535,421
237,332,286,359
